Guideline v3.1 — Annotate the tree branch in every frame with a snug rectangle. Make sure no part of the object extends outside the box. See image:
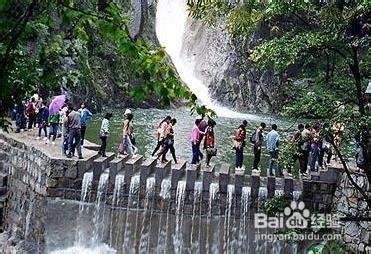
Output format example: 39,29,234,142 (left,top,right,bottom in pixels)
330,136,371,208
